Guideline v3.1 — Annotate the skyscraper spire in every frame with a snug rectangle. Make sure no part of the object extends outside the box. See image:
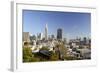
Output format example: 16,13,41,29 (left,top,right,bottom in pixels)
46,23,48,29
45,23,48,40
